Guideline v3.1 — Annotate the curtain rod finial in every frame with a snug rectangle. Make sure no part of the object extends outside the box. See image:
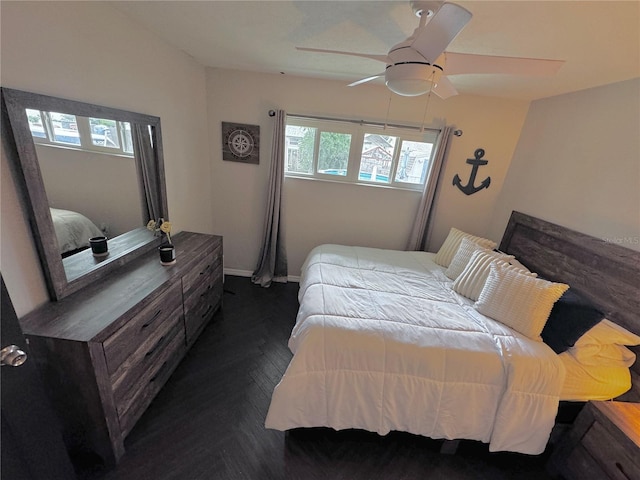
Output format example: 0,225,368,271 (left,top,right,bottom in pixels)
268,110,276,117
453,129,463,137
